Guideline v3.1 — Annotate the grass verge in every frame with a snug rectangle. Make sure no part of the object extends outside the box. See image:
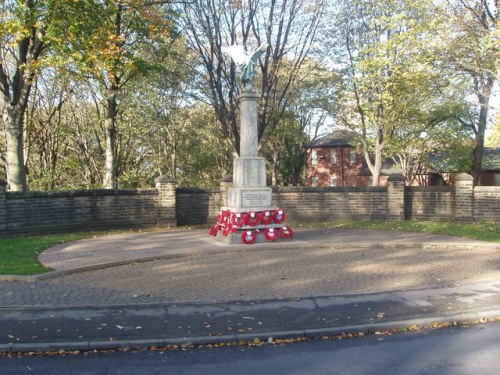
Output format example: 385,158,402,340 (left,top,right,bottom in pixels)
290,220,500,243
0,233,95,275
